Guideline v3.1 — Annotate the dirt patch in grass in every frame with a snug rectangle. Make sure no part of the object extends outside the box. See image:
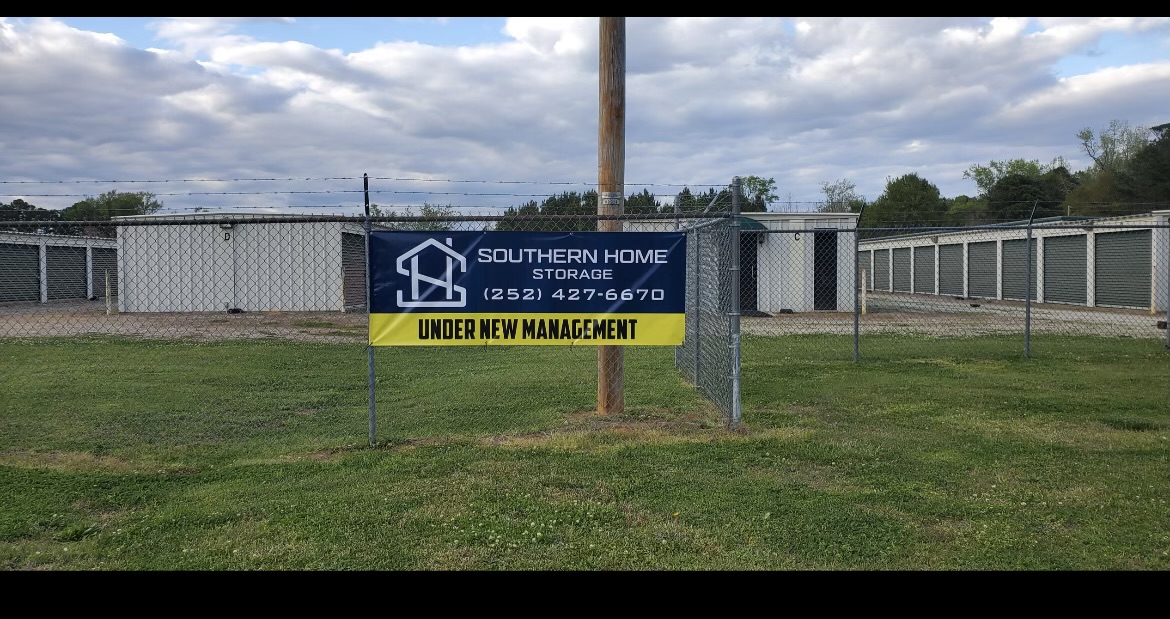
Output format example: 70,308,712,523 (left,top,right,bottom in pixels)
0,450,152,474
